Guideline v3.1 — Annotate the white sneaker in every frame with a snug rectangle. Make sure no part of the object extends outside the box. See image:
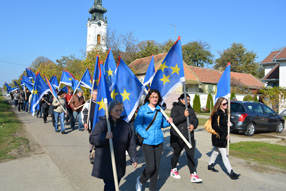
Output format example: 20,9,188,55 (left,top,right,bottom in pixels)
136,176,142,191
190,172,202,183
170,168,181,179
